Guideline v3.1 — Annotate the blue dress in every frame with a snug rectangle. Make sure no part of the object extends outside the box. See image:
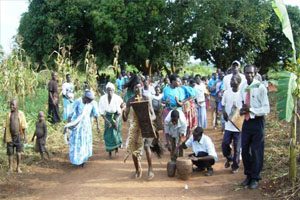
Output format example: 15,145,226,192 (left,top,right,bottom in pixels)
68,98,98,165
